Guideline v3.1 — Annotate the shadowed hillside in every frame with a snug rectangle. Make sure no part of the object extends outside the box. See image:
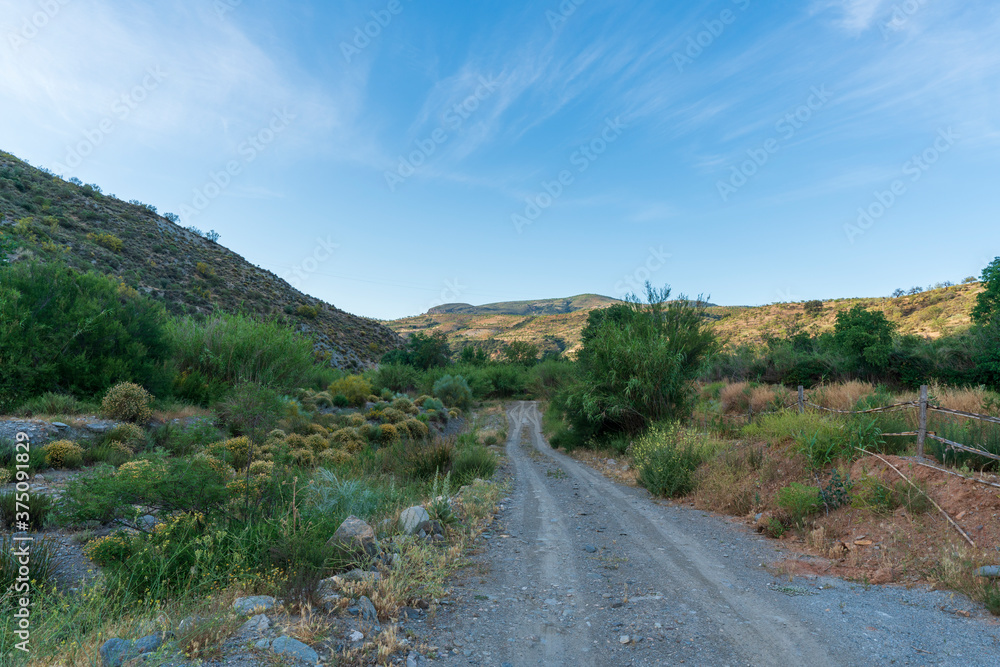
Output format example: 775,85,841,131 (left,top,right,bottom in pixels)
0,151,400,369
